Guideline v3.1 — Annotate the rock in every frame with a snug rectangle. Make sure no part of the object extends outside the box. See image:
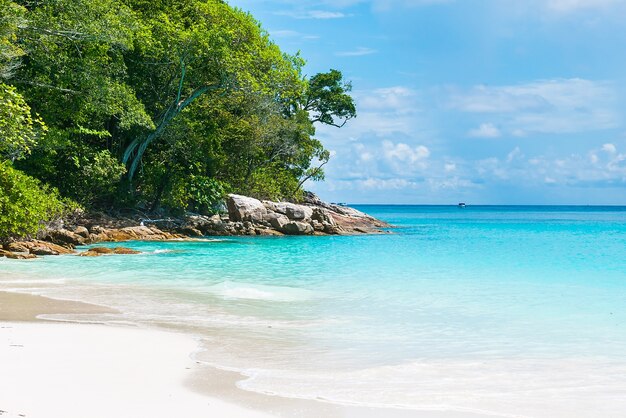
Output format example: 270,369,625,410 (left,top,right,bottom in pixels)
112,247,141,255
268,214,290,230
79,246,141,257
46,228,85,247
85,247,115,254
4,242,30,253
177,226,203,237
79,250,102,257
263,201,313,221
311,220,324,232
311,208,335,226
281,221,314,235
323,222,341,235
12,240,75,256
74,226,90,239
227,194,267,222
0,249,37,259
